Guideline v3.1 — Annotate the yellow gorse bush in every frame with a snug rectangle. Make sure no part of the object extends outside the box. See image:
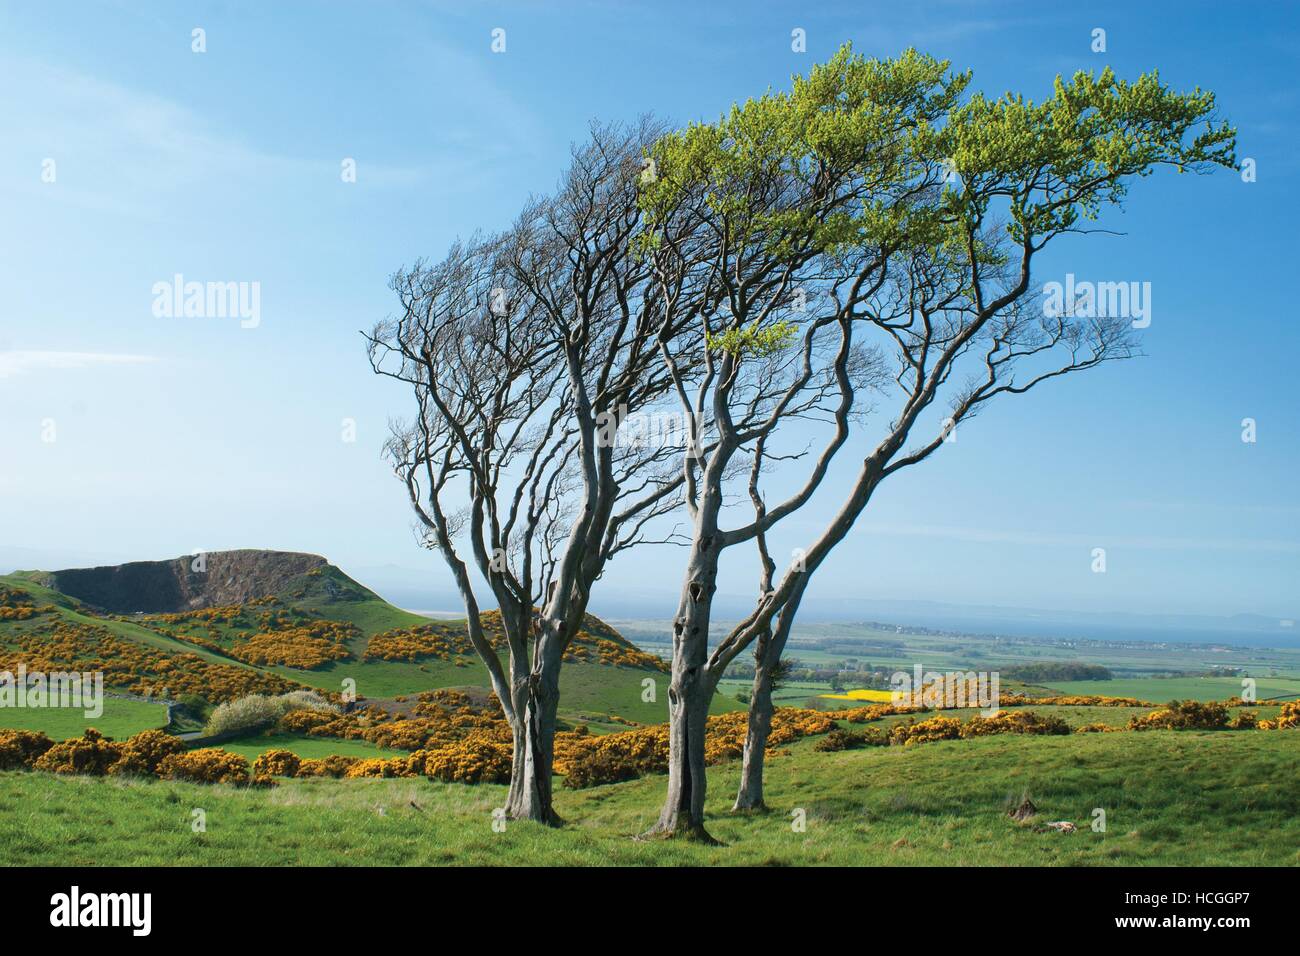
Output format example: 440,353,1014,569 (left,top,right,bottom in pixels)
417,735,514,784
108,728,187,776
1258,700,1299,730
1127,699,1229,731
0,729,56,769
0,587,54,621
157,748,253,786
959,710,1071,738
295,754,361,778
888,715,963,746
252,749,301,777
1074,722,1123,733
33,728,125,775
0,621,301,702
